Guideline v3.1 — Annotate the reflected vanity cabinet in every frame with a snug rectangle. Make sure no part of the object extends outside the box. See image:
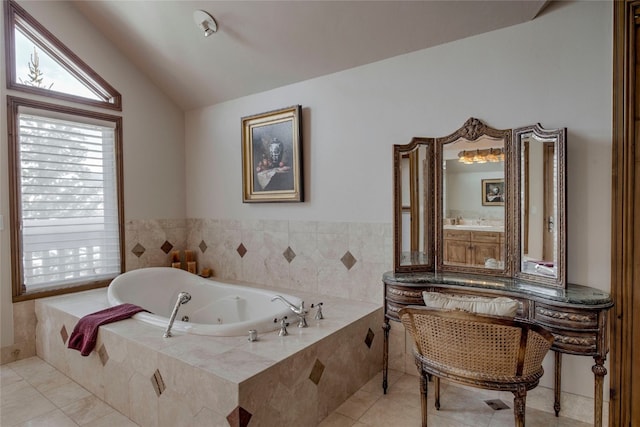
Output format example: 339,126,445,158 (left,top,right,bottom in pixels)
443,229,504,266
